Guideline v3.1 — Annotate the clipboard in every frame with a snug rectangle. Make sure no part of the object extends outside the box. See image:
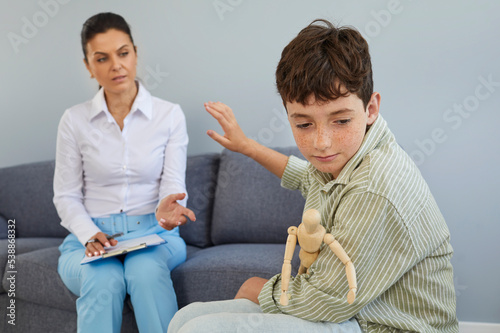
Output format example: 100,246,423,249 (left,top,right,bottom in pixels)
80,233,166,264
